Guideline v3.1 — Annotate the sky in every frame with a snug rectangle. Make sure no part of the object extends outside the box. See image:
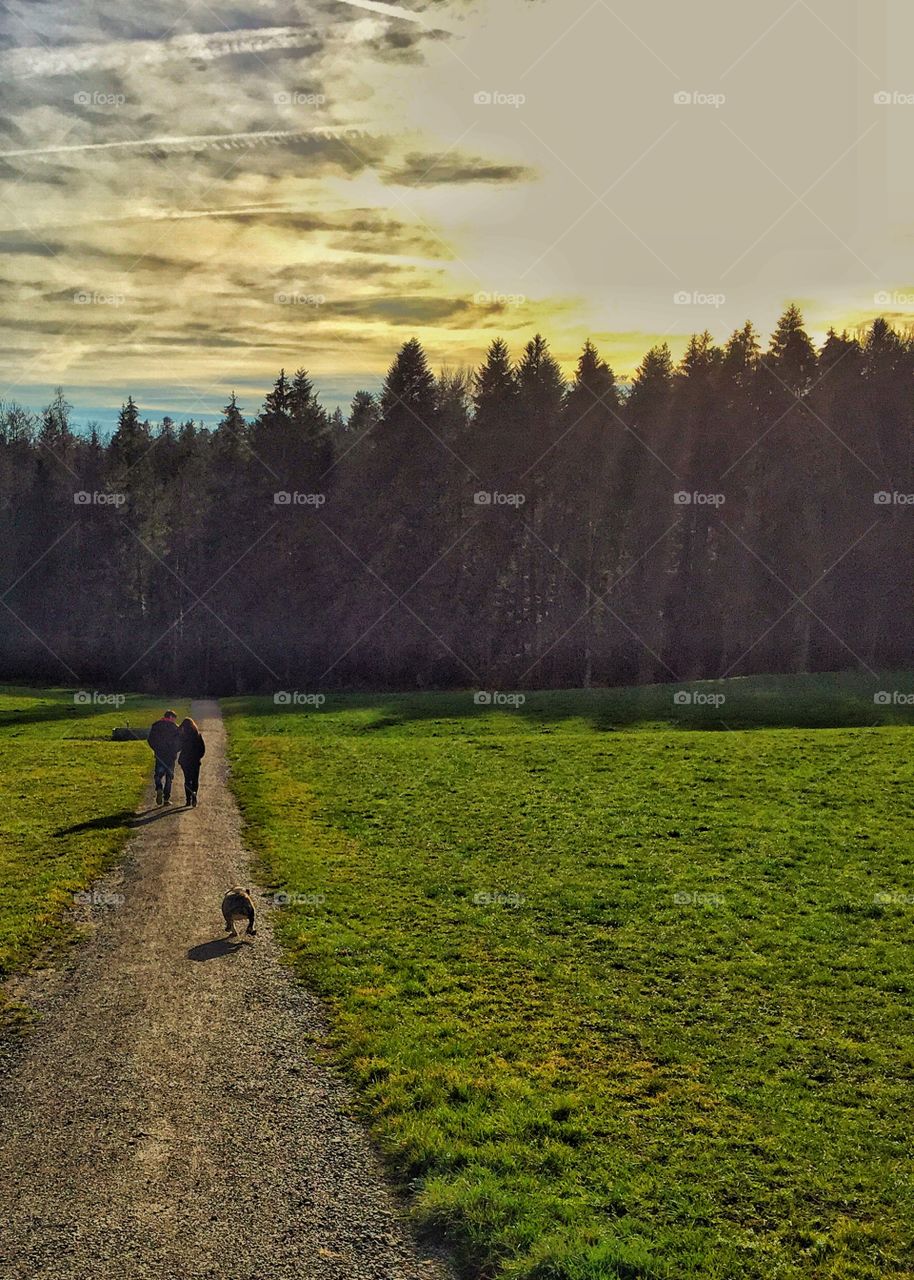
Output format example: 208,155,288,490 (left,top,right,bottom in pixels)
0,0,910,428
